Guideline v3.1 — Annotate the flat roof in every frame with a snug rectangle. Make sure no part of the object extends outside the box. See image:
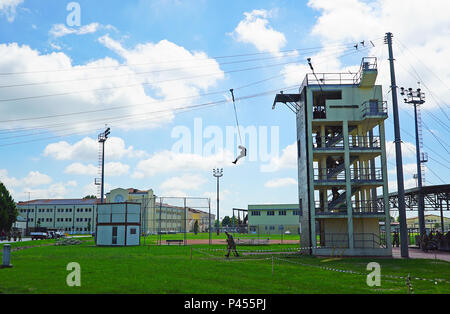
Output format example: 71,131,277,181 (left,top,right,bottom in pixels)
17,199,99,206
248,204,299,211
